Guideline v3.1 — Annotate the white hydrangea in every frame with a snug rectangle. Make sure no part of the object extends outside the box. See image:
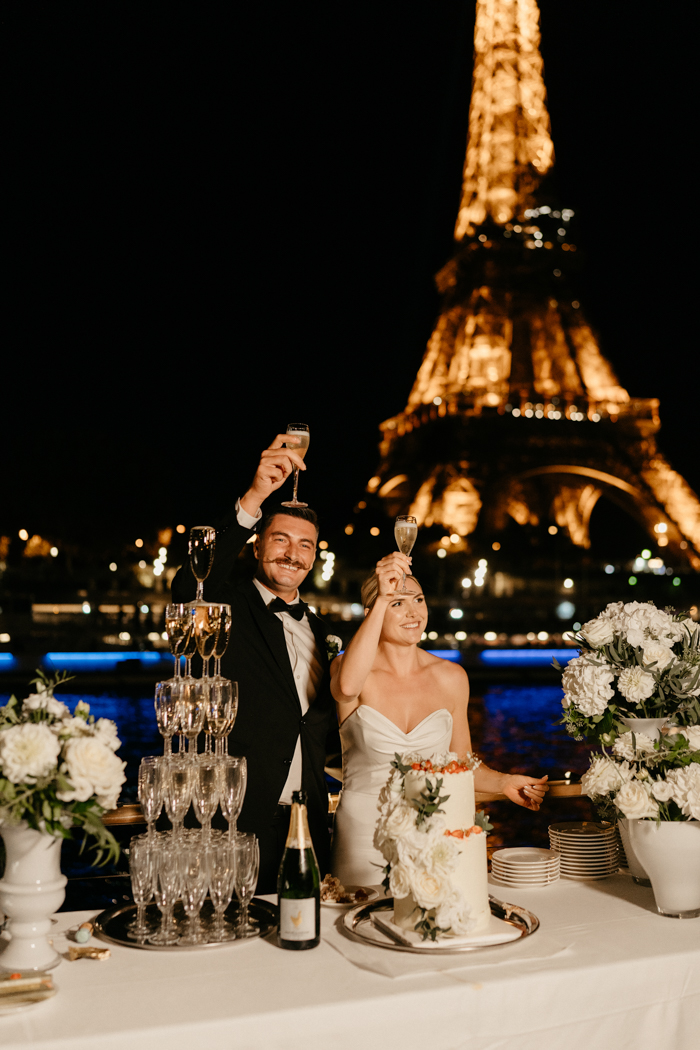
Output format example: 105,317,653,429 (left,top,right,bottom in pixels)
562,654,615,717
22,692,70,720
614,779,659,819
665,765,700,820
617,666,656,703
581,755,629,797
623,602,679,649
612,732,657,762
0,723,61,784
